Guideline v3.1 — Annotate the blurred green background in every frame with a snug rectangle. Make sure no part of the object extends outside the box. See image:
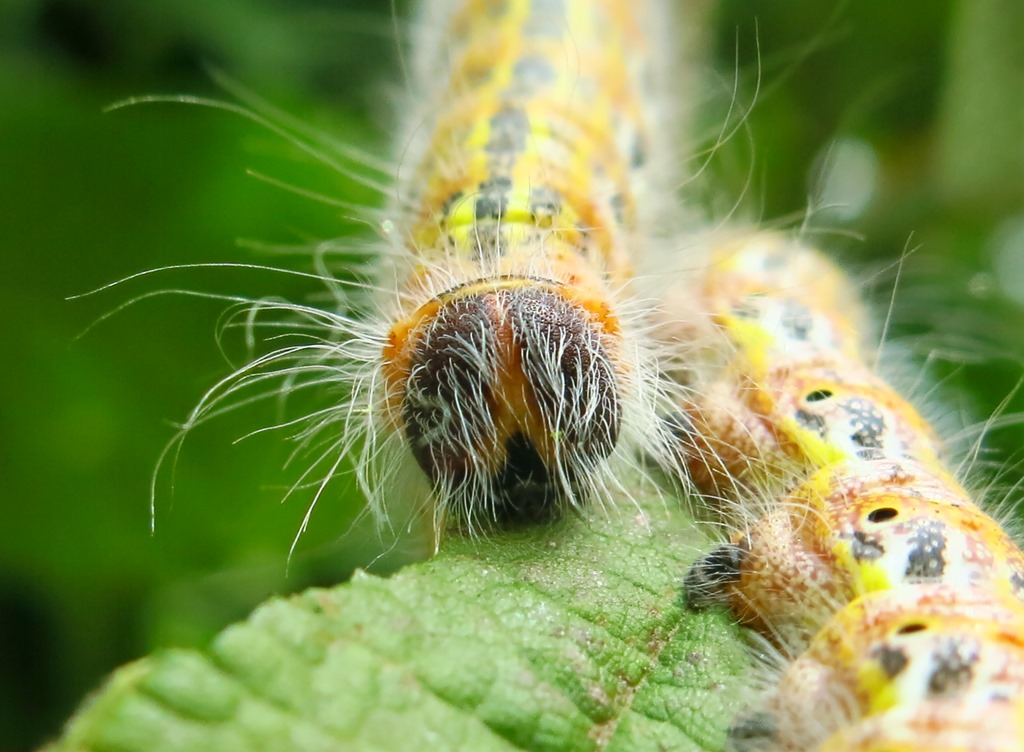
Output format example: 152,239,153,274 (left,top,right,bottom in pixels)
1,0,1022,748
